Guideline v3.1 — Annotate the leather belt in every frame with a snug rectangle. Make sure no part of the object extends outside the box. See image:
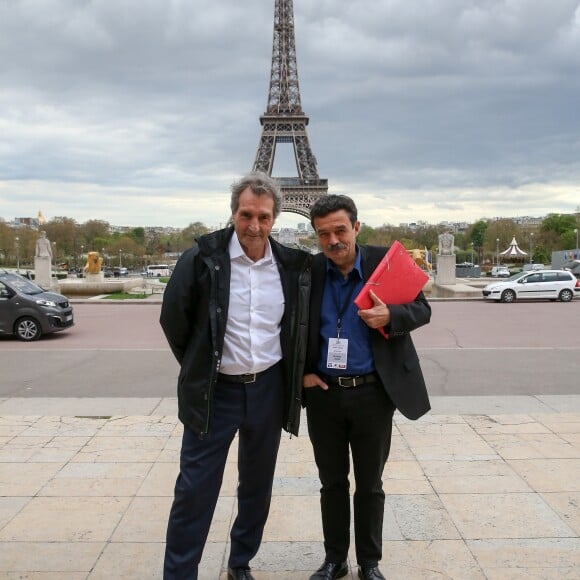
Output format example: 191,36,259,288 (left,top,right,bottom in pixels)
217,369,269,384
323,372,380,388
